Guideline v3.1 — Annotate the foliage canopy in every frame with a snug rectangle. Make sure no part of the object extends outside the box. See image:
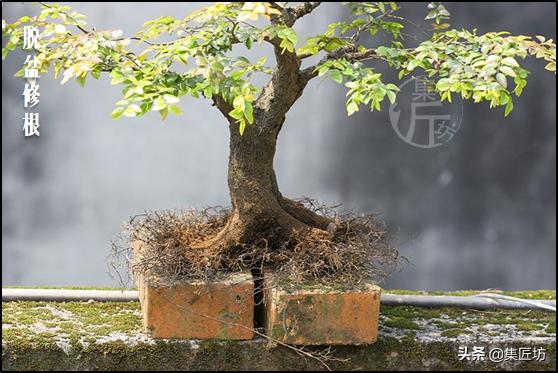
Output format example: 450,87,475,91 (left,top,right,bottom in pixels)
3,2,556,134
